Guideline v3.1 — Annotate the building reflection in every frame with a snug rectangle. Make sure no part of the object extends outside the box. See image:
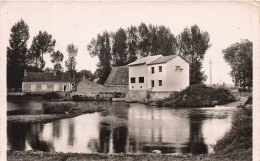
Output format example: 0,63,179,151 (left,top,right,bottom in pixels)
127,105,182,154
67,120,75,146
52,120,61,138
